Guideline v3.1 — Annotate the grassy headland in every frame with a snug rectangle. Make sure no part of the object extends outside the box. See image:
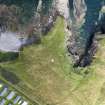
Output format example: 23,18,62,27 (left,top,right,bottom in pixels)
0,17,105,105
